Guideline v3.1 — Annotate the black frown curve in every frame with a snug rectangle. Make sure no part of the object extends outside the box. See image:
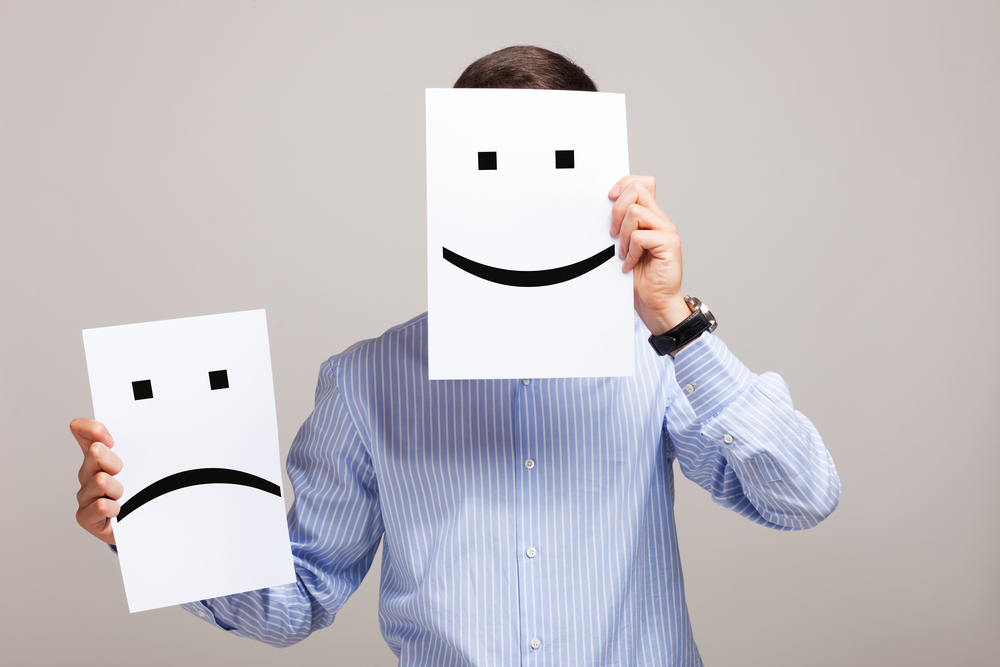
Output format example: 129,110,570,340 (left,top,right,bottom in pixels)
117,468,281,522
